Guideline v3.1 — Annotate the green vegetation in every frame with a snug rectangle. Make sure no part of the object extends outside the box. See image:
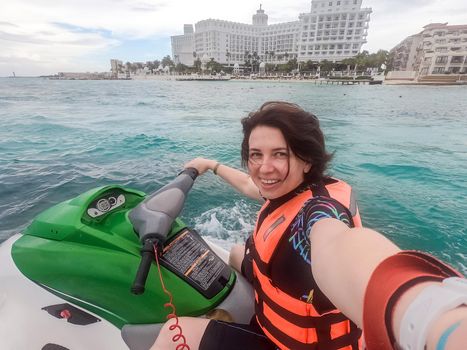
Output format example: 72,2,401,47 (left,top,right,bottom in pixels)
341,50,389,71
113,49,390,77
